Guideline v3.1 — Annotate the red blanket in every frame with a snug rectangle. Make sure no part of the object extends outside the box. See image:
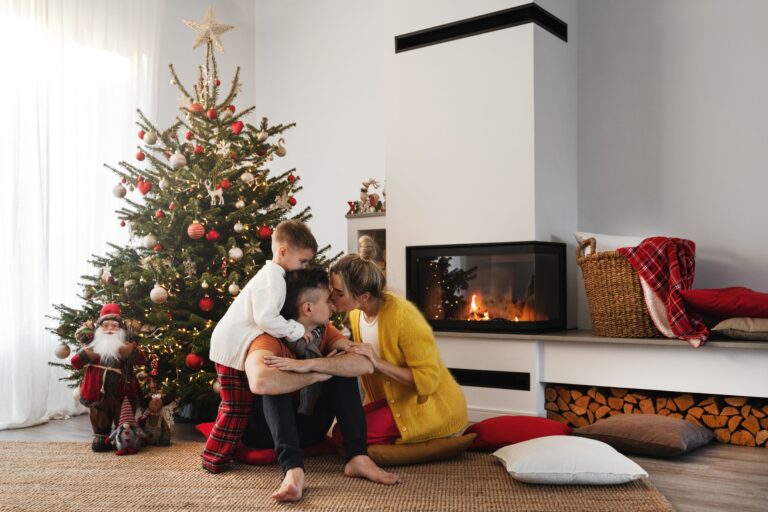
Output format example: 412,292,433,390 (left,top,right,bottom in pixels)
618,237,709,347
